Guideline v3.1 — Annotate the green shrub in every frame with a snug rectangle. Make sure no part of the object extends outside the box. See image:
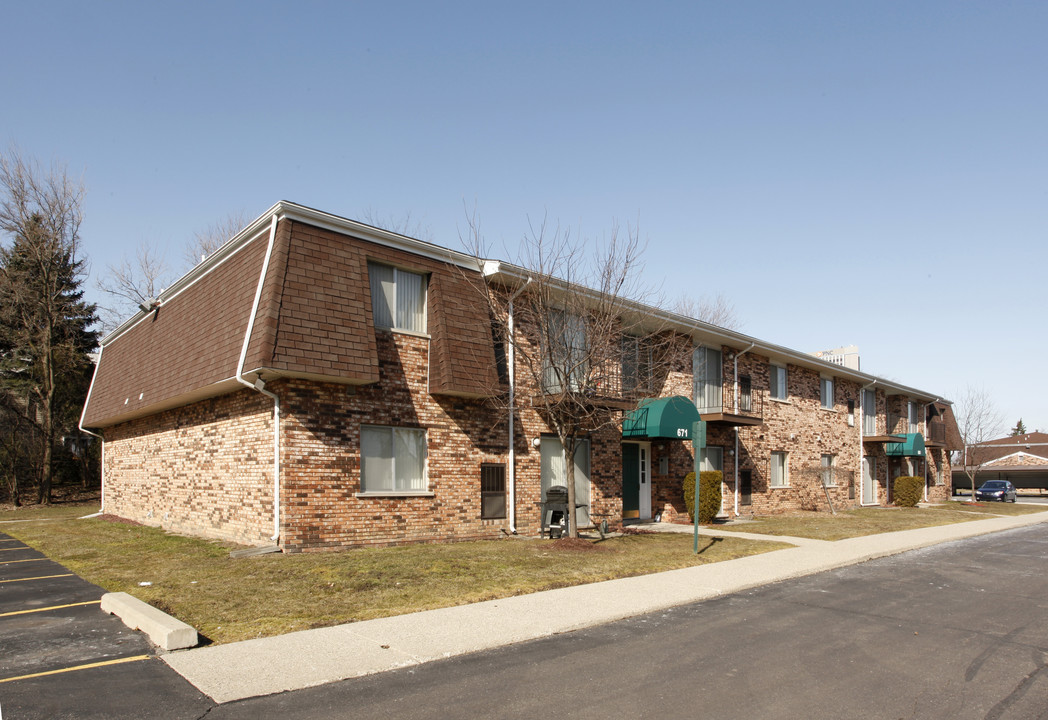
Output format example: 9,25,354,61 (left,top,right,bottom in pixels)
683,470,723,524
894,476,924,507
